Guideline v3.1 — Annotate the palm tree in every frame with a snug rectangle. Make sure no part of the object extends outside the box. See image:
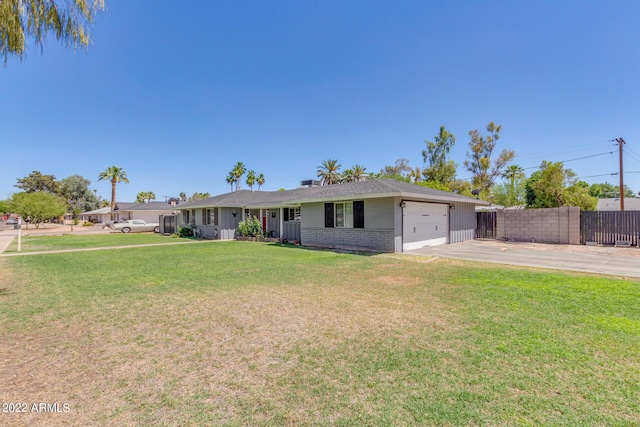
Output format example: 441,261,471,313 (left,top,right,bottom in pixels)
351,164,369,182
317,159,342,185
232,162,246,191
341,168,355,183
256,173,265,191
98,165,129,220
136,191,155,203
502,164,525,194
246,170,256,191
225,173,235,192
179,192,187,201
